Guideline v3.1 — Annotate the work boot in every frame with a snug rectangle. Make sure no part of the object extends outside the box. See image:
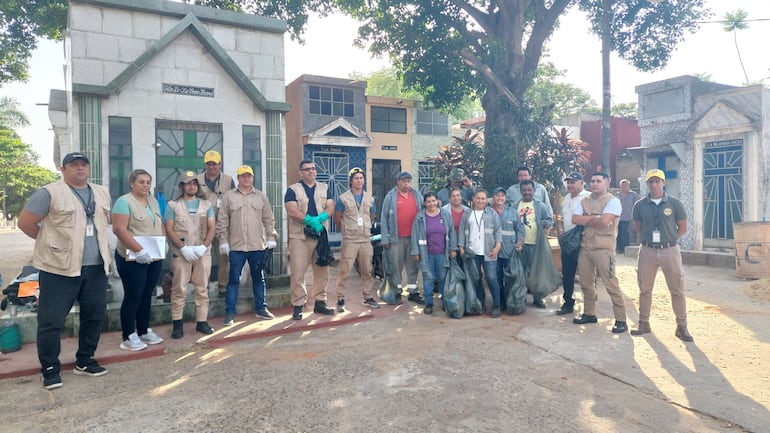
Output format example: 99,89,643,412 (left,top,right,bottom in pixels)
612,321,628,333
171,320,183,339
314,300,335,315
292,306,303,320
675,325,694,342
195,321,214,335
630,321,651,336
